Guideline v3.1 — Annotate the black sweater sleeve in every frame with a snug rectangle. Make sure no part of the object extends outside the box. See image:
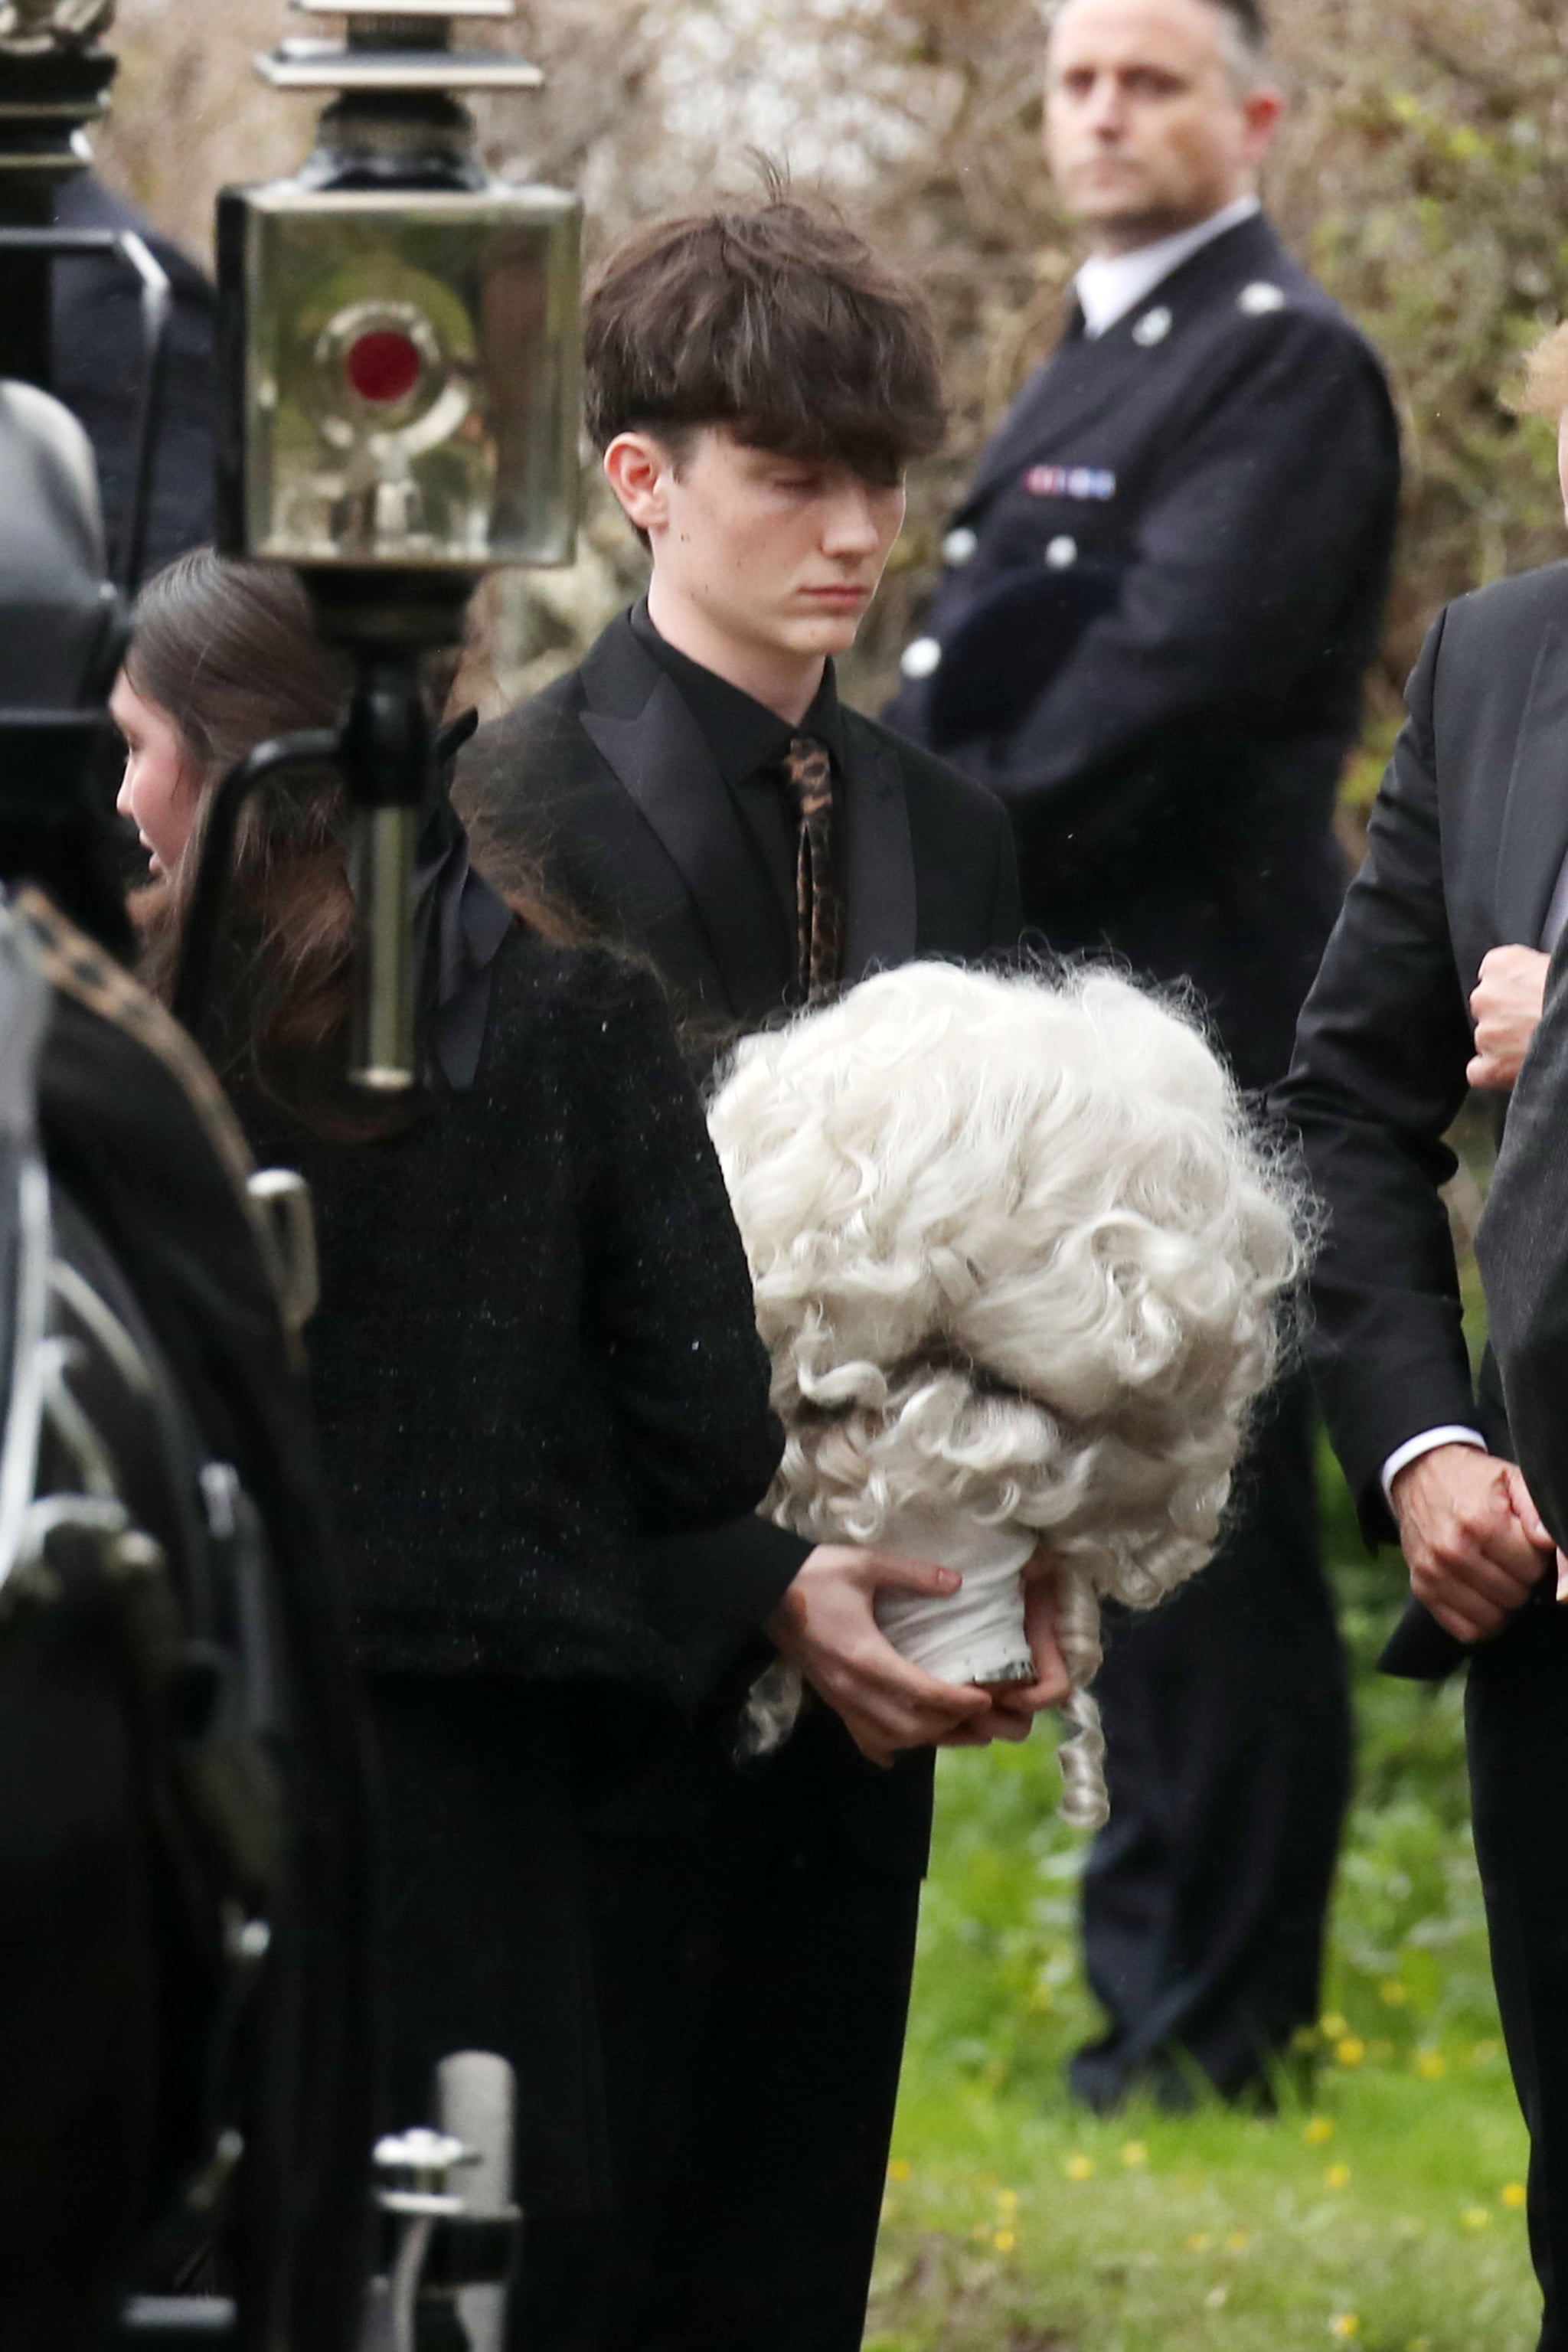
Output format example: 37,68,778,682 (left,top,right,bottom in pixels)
575,952,782,1537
